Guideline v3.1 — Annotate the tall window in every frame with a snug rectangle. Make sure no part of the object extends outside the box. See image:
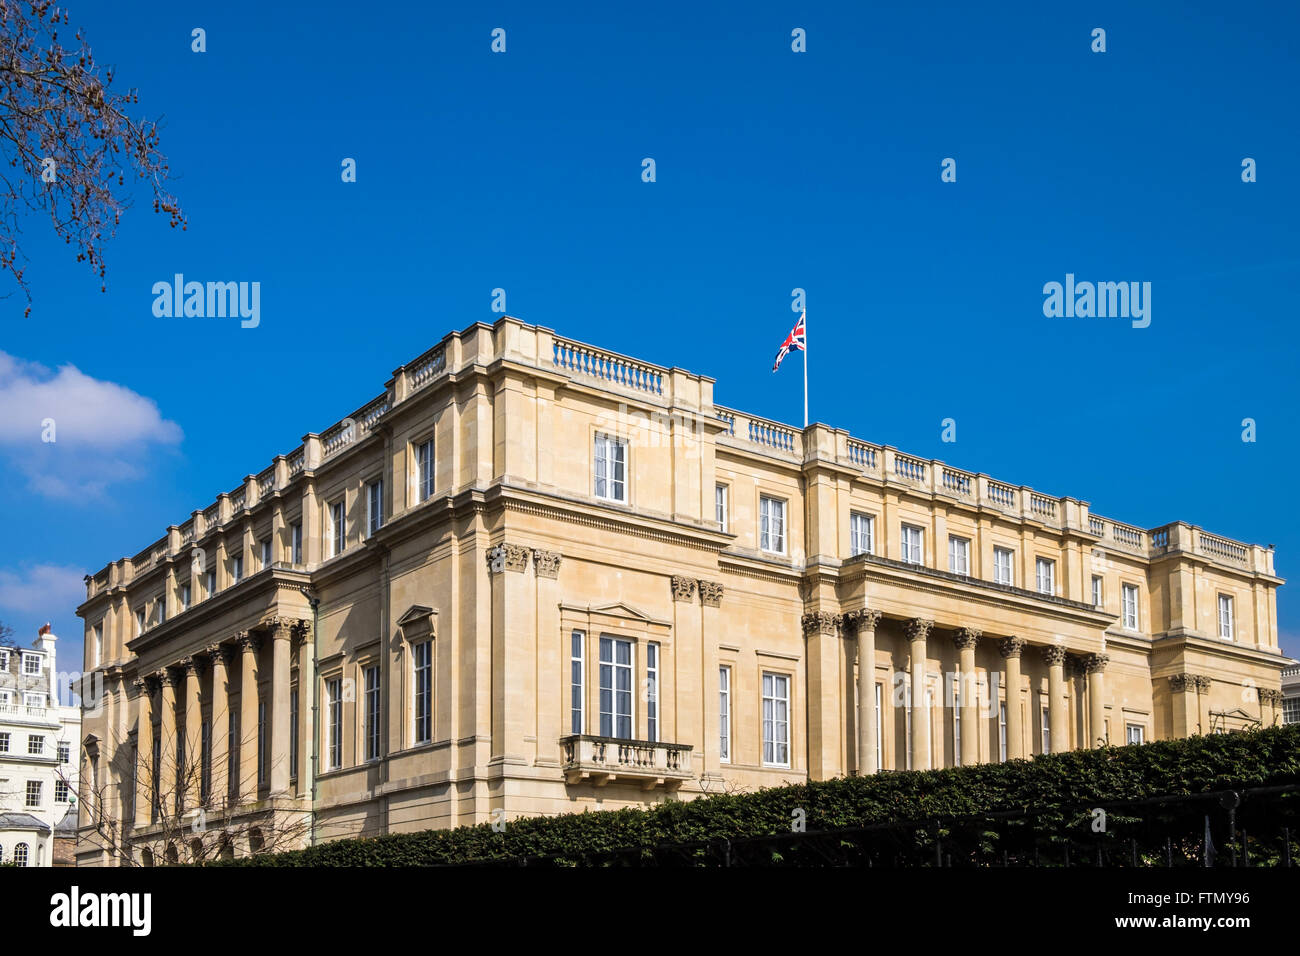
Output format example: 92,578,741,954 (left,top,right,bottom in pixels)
291,522,303,565
329,500,345,557
905,691,913,770
231,554,244,584
901,524,924,565
135,607,146,636
599,637,633,739
413,641,432,744
326,678,342,770
0,732,8,752
993,547,1014,586
260,538,272,569
26,779,41,807
12,843,27,867
91,624,103,667
257,699,267,786
646,642,659,743
156,594,166,625
570,632,584,735
416,438,435,502
1091,575,1103,609
1126,723,1145,745
719,666,731,763
874,683,883,770
27,735,43,755
365,666,381,761
952,682,962,766
716,484,729,531
22,652,40,676
179,584,191,613
593,435,627,502
55,780,69,802
201,719,211,804
760,496,786,554
998,701,1008,762
205,570,216,597
761,672,790,767
289,687,299,782
1122,583,1139,630
948,536,970,575
850,512,875,557
1035,557,1055,596
367,479,384,536
1218,594,1234,640
57,742,70,763
1040,706,1051,754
